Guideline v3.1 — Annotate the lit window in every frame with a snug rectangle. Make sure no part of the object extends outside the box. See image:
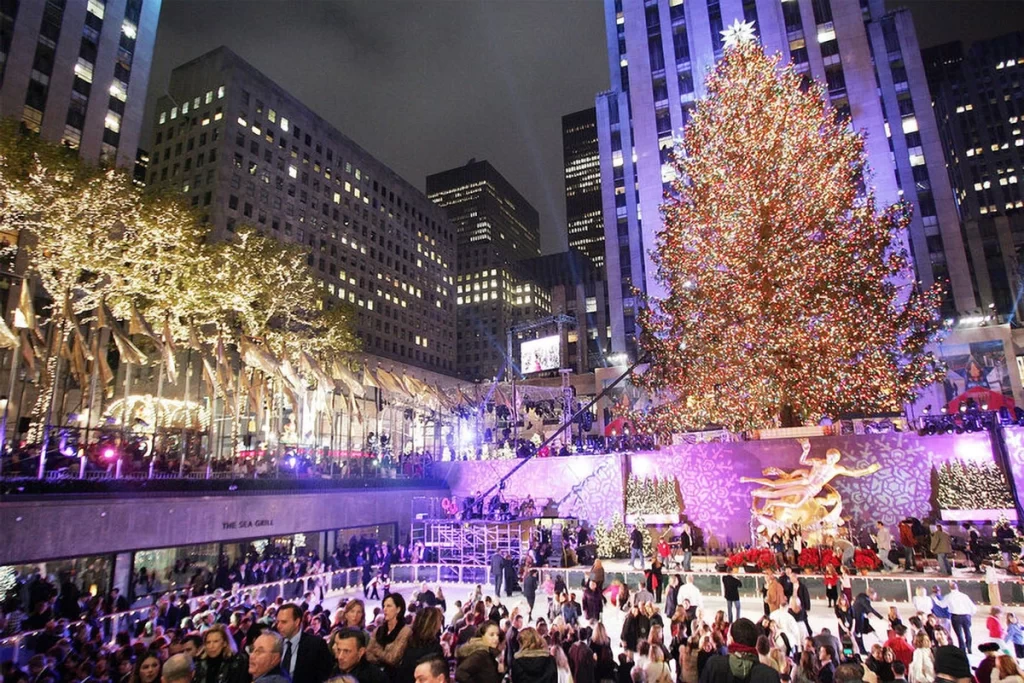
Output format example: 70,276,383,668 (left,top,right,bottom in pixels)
288,165,298,178
817,28,836,43
182,101,189,114
901,116,918,134
237,116,247,127
104,111,121,133
87,0,105,19
268,109,277,123
217,86,226,98
108,81,127,101
121,21,137,39
333,192,341,203
205,91,213,104
909,153,925,167
74,59,94,83
159,112,167,124
280,117,289,132
171,106,178,120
